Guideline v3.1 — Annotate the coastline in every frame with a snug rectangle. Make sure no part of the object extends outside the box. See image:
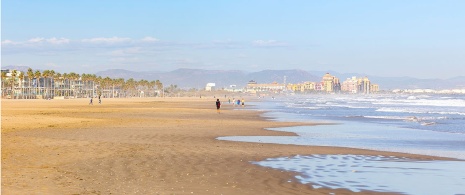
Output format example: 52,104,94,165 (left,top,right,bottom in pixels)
1,98,447,194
